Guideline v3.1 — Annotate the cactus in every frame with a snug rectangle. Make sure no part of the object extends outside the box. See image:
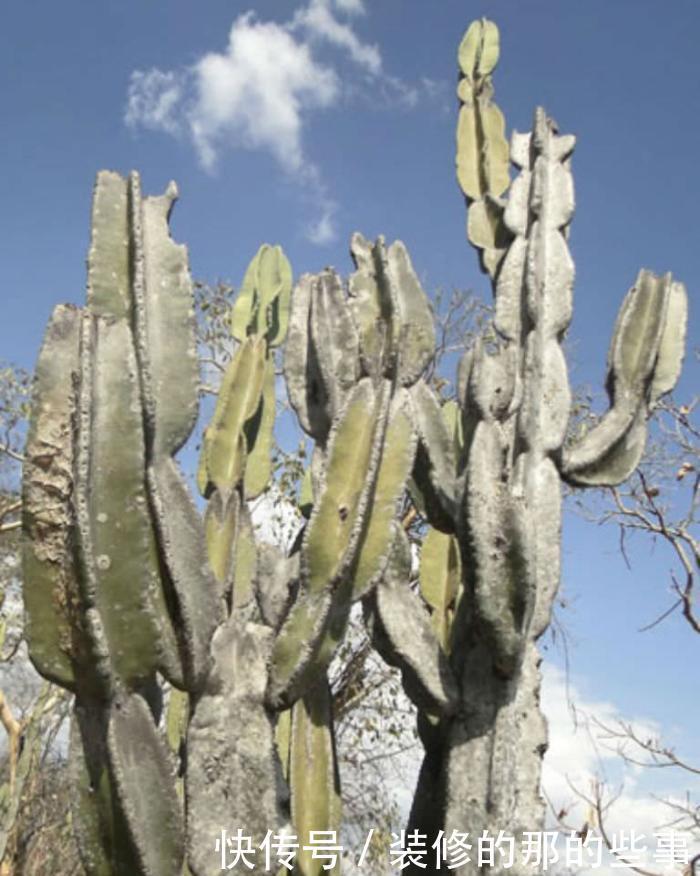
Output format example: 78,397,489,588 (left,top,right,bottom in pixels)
456,18,511,279
19,16,687,876
401,23,687,876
